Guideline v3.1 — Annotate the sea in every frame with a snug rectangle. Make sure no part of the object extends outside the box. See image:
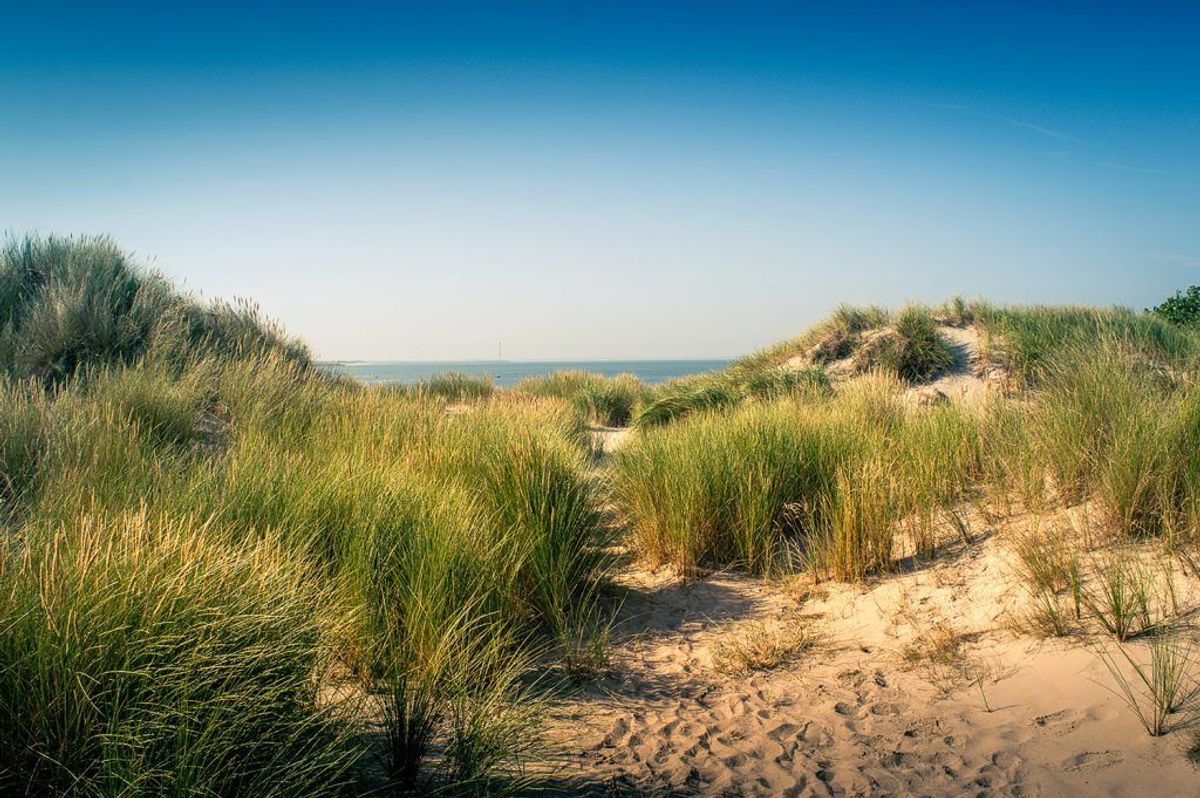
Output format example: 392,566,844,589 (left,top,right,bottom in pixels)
322,359,734,388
